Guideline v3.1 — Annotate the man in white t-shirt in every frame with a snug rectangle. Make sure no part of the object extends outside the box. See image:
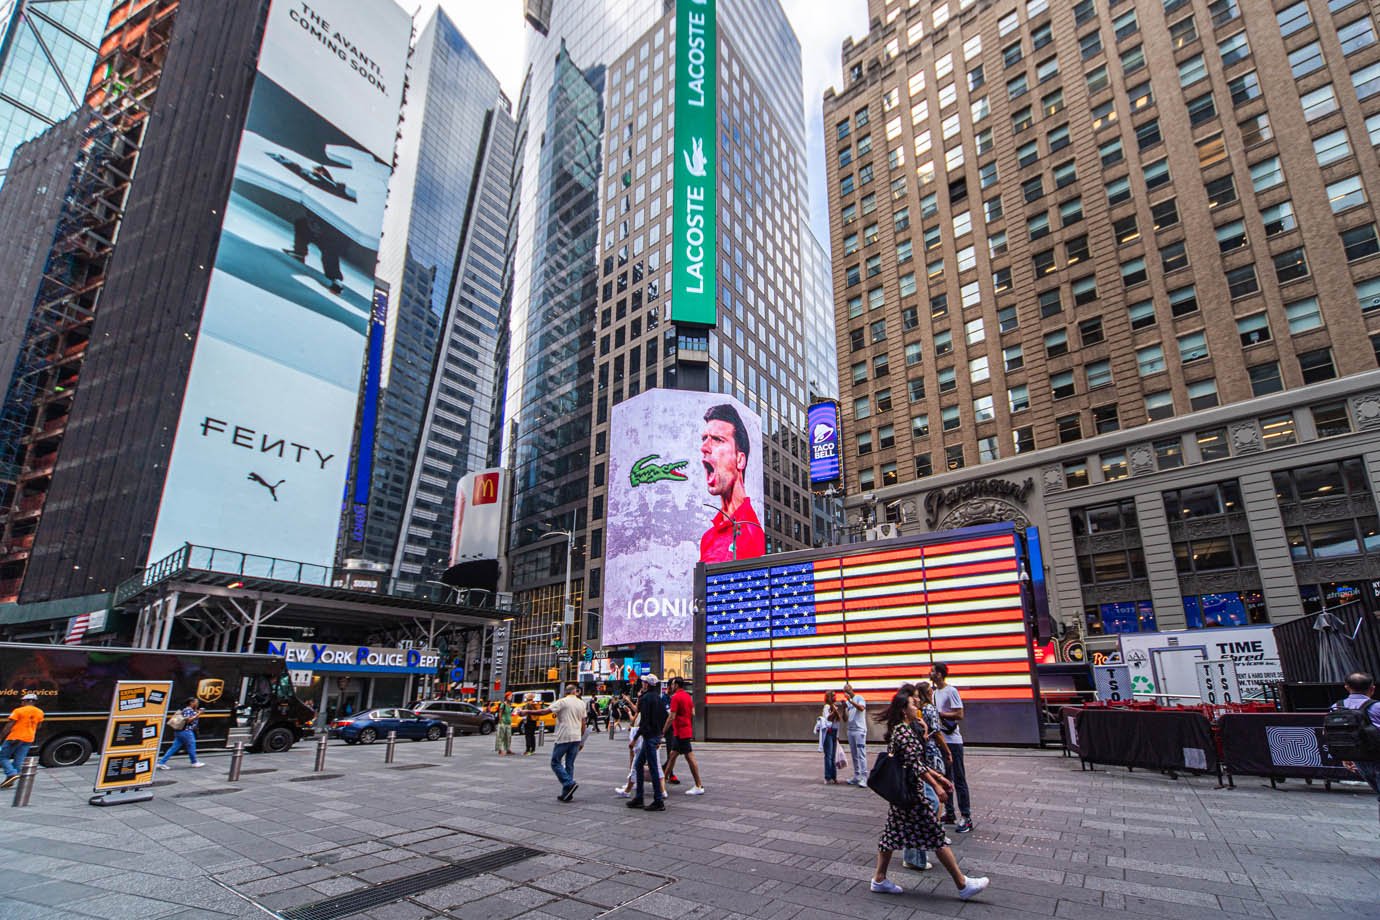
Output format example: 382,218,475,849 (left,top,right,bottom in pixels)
538,684,587,802
842,683,868,785
930,662,973,833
